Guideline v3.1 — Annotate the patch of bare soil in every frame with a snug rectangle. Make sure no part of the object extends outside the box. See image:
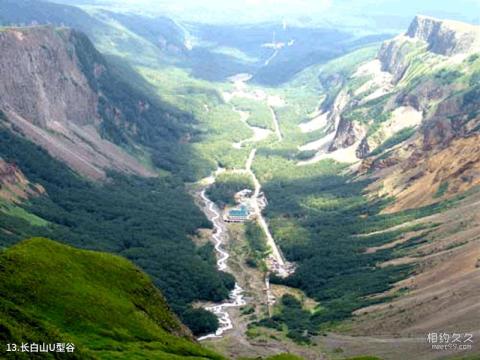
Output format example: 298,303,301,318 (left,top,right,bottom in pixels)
381,135,480,213
0,158,44,202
